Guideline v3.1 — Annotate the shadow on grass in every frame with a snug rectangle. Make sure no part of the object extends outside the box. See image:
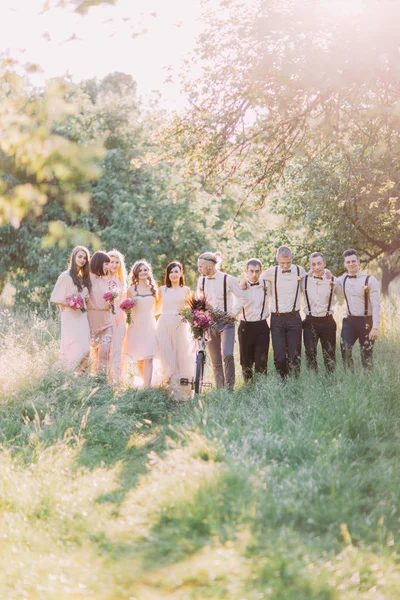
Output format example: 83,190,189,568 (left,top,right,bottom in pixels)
90,468,252,568
0,370,183,506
